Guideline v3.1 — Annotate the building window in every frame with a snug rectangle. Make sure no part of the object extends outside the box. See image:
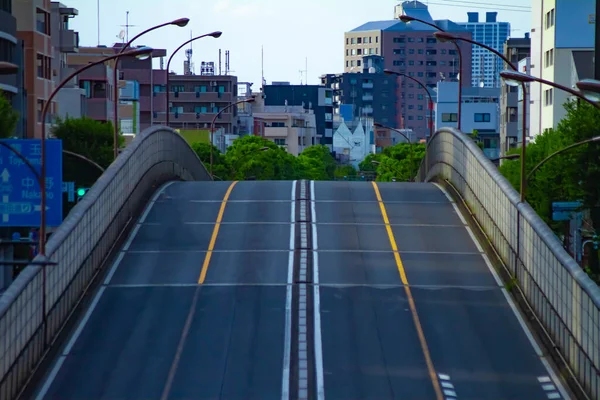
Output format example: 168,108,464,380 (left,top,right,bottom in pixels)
36,53,51,80
274,138,286,146
37,99,45,122
442,113,458,122
474,113,491,122
0,39,14,63
544,49,554,67
545,8,555,29
36,8,50,35
544,88,553,106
